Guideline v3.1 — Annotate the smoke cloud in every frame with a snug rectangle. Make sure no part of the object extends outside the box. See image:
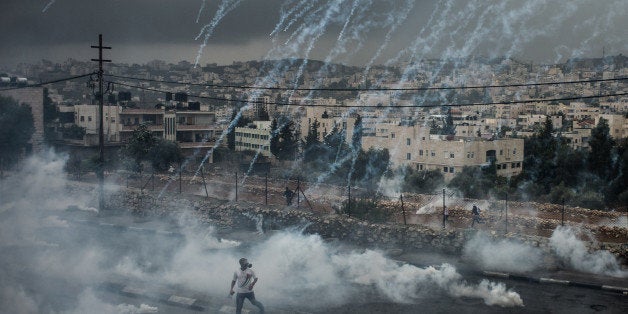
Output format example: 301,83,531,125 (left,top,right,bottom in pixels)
463,232,544,273
549,226,627,278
